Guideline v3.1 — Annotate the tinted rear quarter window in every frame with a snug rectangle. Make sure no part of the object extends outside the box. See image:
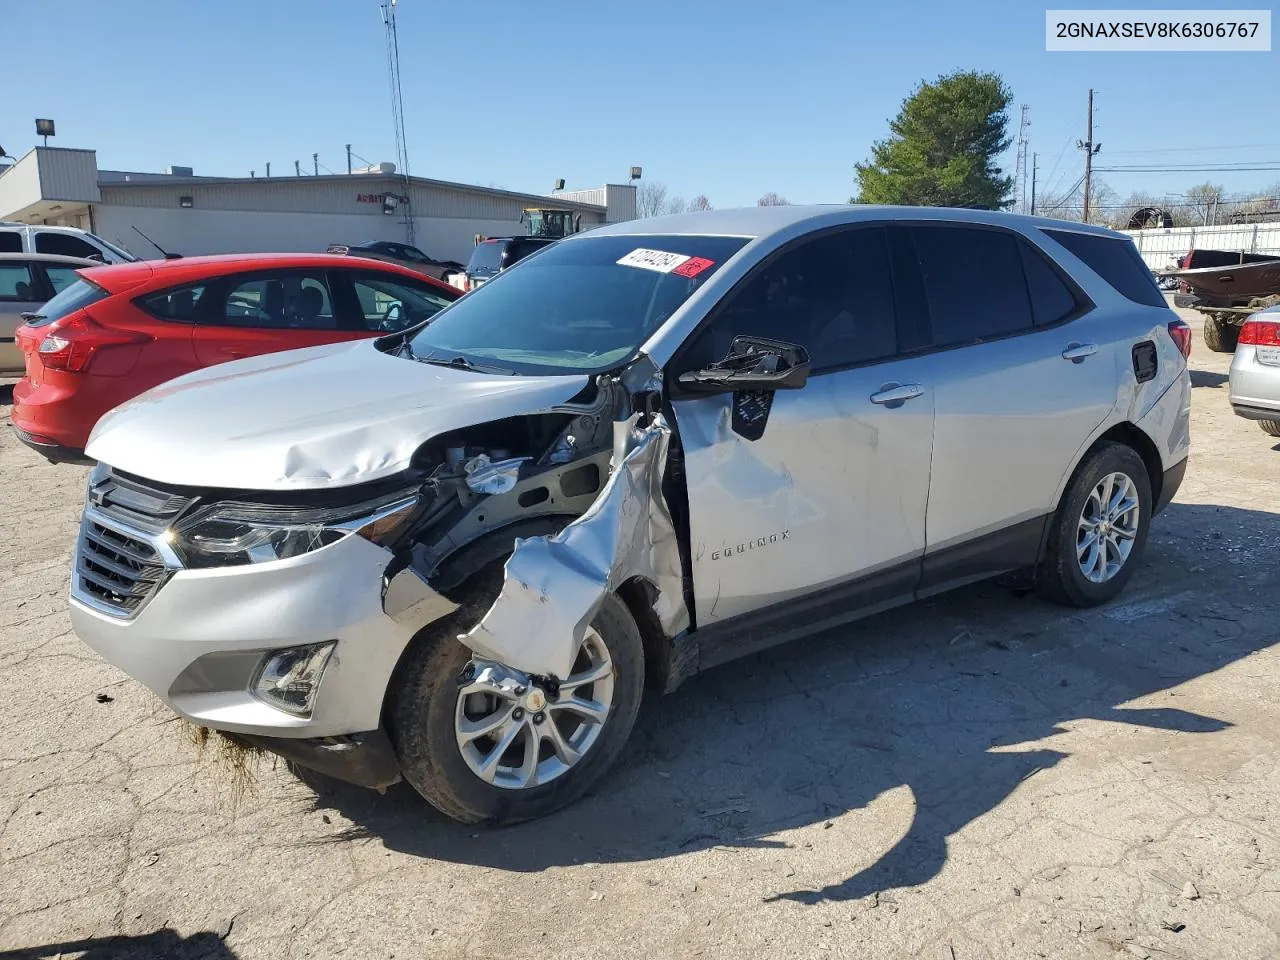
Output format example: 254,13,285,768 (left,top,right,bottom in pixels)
911,225,1033,347
0,232,22,253
506,239,552,265
1043,229,1165,307
1019,242,1080,326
